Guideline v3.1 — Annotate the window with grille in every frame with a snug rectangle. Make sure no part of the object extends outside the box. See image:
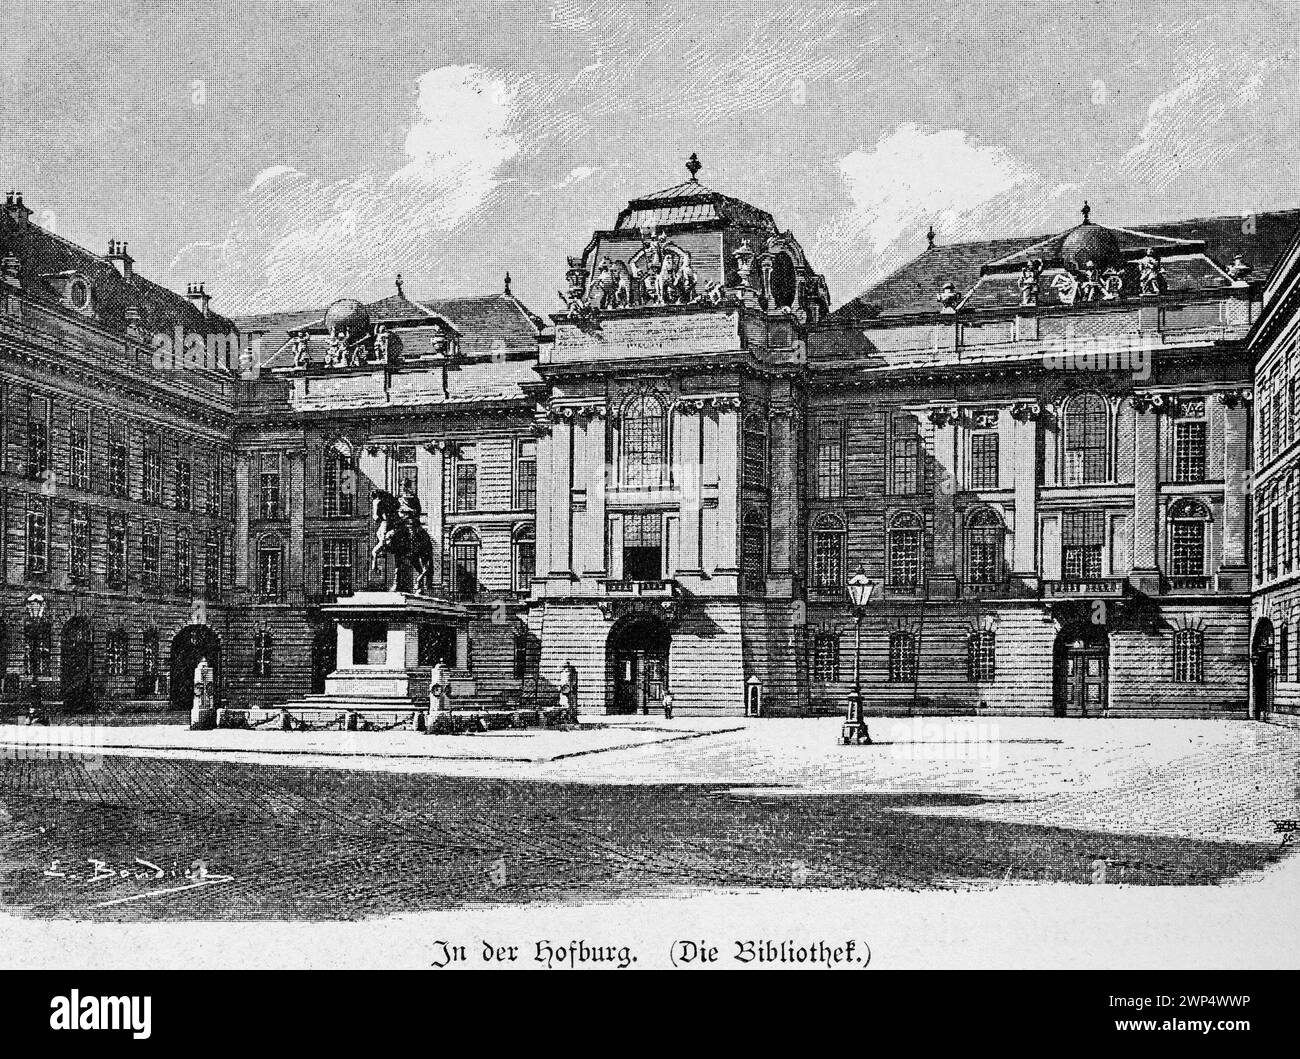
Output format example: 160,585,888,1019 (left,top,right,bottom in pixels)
970,432,998,490
811,516,845,593
815,428,842,499
109,430,128,498
1256,513,1266,580
889,433,920,493
967,629,996,681
1260,398,1272,463
322,538,353,596
70,507,90,584
259,453,281,519
741,509,767,592
1274,386,1285,453
888,631,917,682
105,631,128,677
394,445,418,497
175,458,192,511
812,634,839,682
622,394,667,488
26,501,48,575
205,452,221,515
29,622,52,677
1287,497,1295,572
205,530,221,597
142,630,159,678
513,528,535,593
107,513,127,589
1063,394,1108,484
1062,510,1104,579
743,414,767,488
142,434,162,505
1271,506,1281,574
887,514,923,588
257,540,282,598
69,410,90,491
323,445,354,517
254,631,273,678
26,395,49,482
966,510,1005,584
1170,516,1206,577
1282,624,1291,682
451,532,479,600
454,445,478,512
1173,628,1204,682
142,522,161,590
175,530,192,594
1173,421,1206,482
515,439,537,510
